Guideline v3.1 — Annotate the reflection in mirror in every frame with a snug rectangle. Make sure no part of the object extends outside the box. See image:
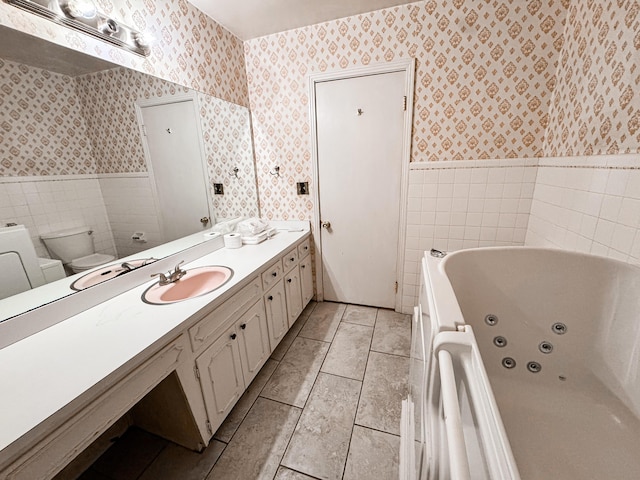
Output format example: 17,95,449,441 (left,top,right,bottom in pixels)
0,26,259,321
